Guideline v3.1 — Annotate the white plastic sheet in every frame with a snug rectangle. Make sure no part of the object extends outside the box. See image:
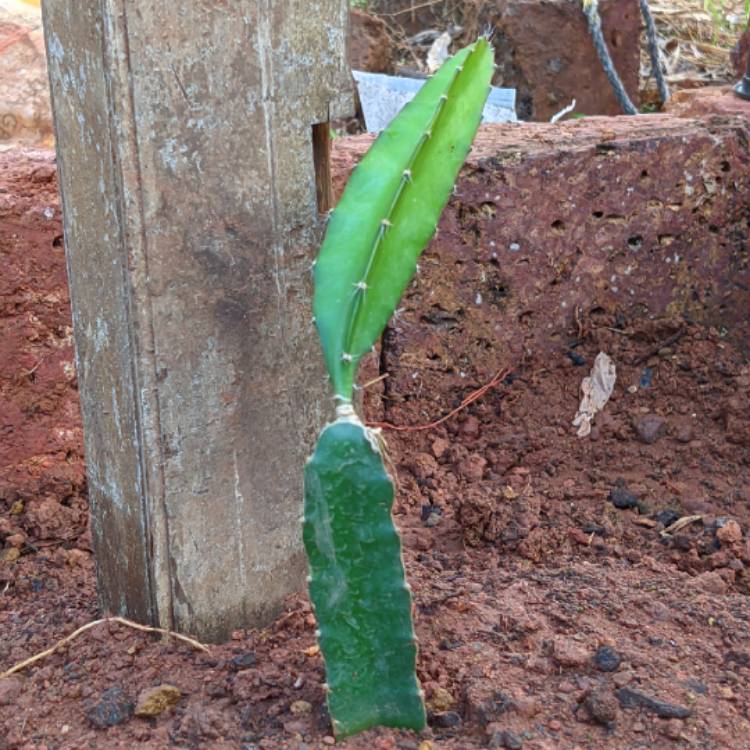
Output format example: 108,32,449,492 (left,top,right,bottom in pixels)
573,352,617,438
